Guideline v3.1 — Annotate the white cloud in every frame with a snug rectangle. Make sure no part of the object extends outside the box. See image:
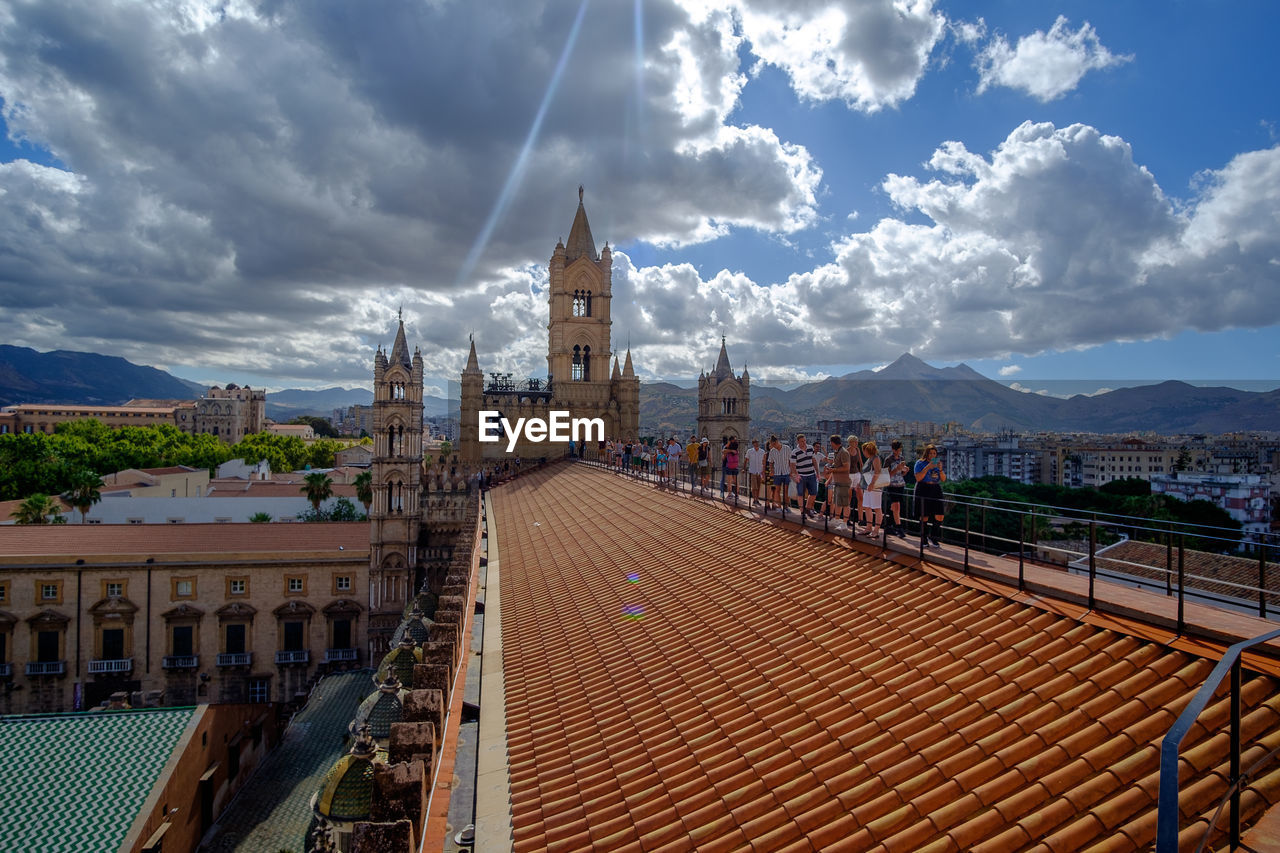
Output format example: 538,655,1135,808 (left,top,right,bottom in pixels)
611,124,1280,376
975,16,1131,101
0,0,820,385
998,364,1021,376
736,0,946,112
